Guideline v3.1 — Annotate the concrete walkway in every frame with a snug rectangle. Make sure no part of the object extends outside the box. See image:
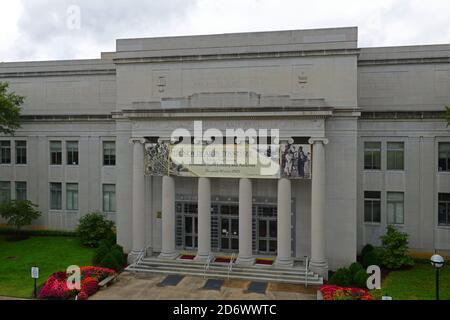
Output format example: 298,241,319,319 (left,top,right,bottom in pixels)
91,272,317,300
